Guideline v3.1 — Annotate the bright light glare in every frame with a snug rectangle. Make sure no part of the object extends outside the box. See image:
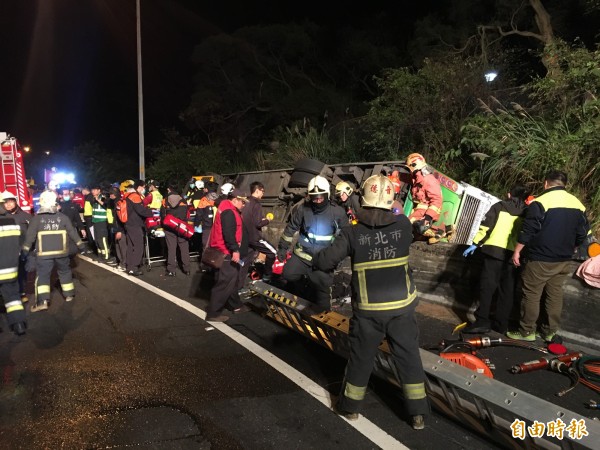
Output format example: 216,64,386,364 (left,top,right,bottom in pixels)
51,172,77,185
484,71,498,82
